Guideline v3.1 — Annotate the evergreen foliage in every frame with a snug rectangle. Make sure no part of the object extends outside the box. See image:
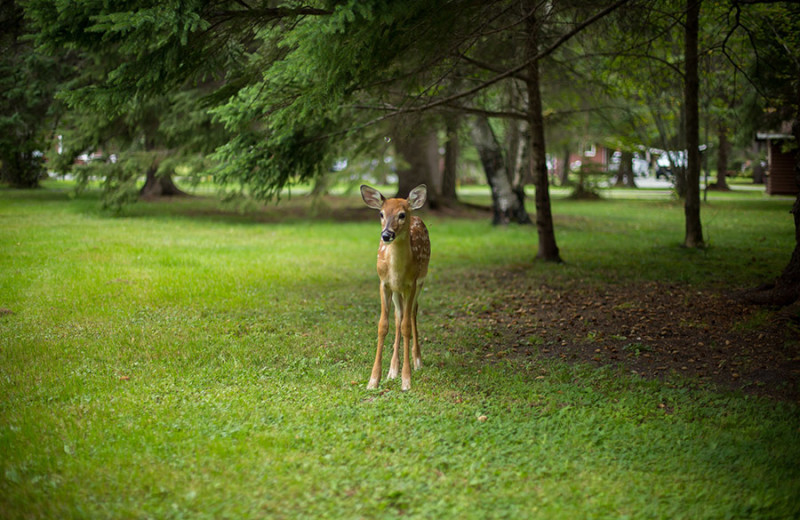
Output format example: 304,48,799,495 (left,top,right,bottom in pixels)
24,0,476,199
0,0,68,188
205,0,471,199
16,1,799,202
